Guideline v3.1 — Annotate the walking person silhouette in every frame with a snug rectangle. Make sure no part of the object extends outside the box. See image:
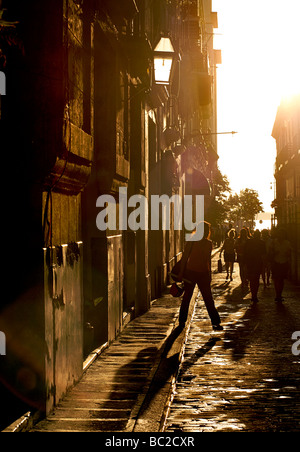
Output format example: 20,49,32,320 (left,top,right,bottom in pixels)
261,229,272,288
244,229,266,303
177,221,223,331
219,228,236,281
235,227,249,287
269,228,292,302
